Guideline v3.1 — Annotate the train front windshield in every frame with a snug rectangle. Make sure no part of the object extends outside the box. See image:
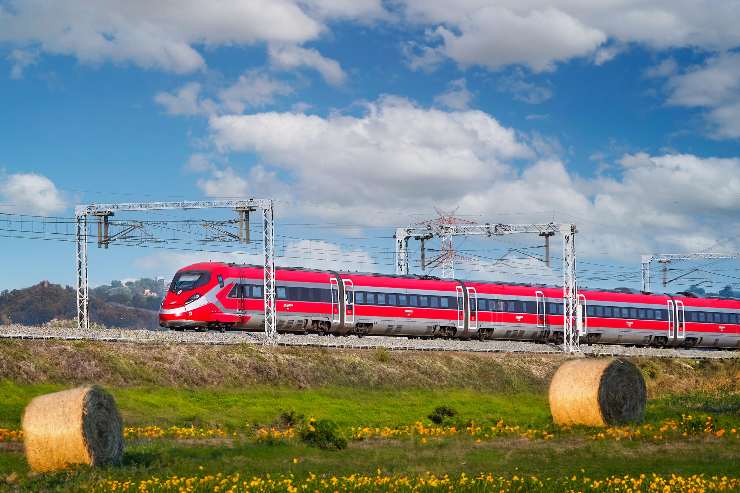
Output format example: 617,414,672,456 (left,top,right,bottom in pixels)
169,271,210,292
